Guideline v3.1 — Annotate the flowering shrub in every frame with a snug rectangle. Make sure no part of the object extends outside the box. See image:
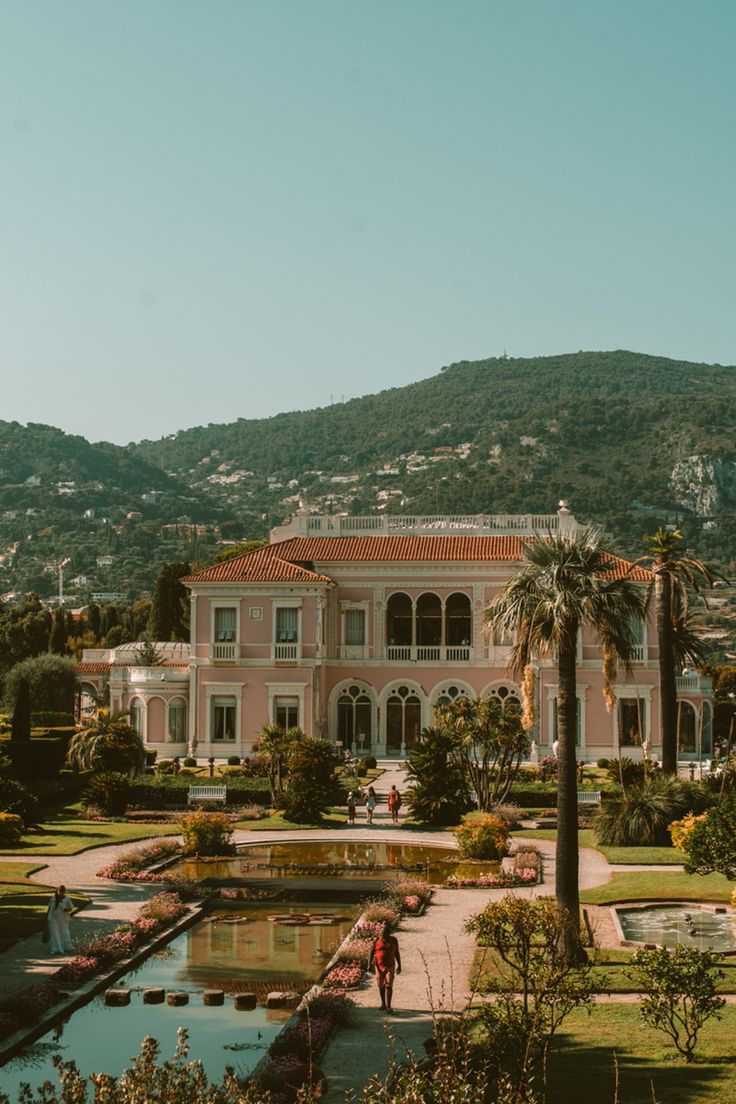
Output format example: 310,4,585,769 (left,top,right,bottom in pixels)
669,812,707,851
361,901,401,927
139,891,188,926
454,813,510,860
403,894,422,913
336,938,374,969
269,1016,332,1059
133,917,159,937
446,869,538,889
97,838,181,880
57,955,99,984
353,920,385,941
237,804,266,820
299,990,355,1023
323,960,363,988
0,811,24,845
0,980,61,1034
179,810,235,856
512,848,541,875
